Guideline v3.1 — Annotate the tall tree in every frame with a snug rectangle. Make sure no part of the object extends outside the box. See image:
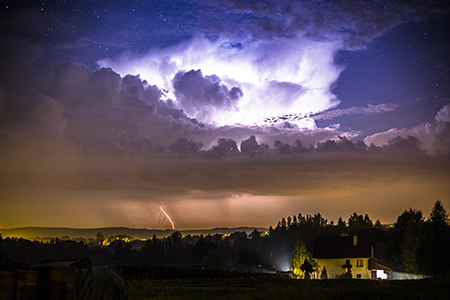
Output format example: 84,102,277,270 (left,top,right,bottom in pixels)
348,213,373,234
427,201,450,276
391,208,423,266
401,218,424,273
290,240,313,278
429,200,449,225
